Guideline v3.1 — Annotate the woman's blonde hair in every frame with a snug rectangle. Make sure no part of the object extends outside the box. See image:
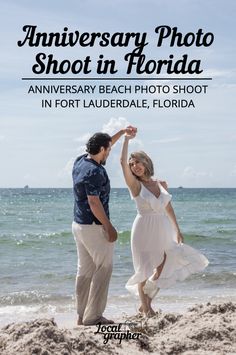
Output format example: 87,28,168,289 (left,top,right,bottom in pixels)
129,151,154,179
